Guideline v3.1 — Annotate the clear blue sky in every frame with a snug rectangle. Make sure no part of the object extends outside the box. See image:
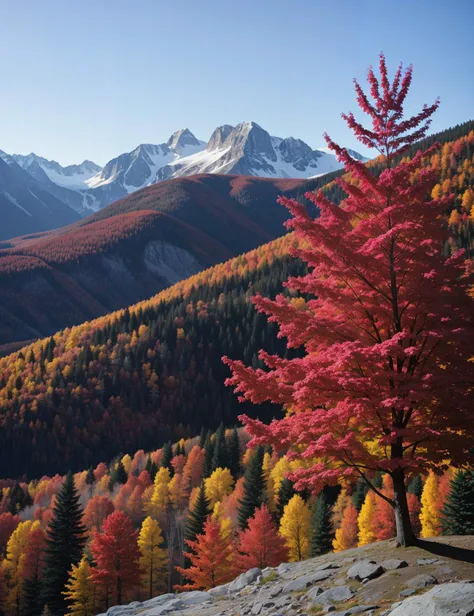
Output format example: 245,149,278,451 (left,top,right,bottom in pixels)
0,0,472,166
